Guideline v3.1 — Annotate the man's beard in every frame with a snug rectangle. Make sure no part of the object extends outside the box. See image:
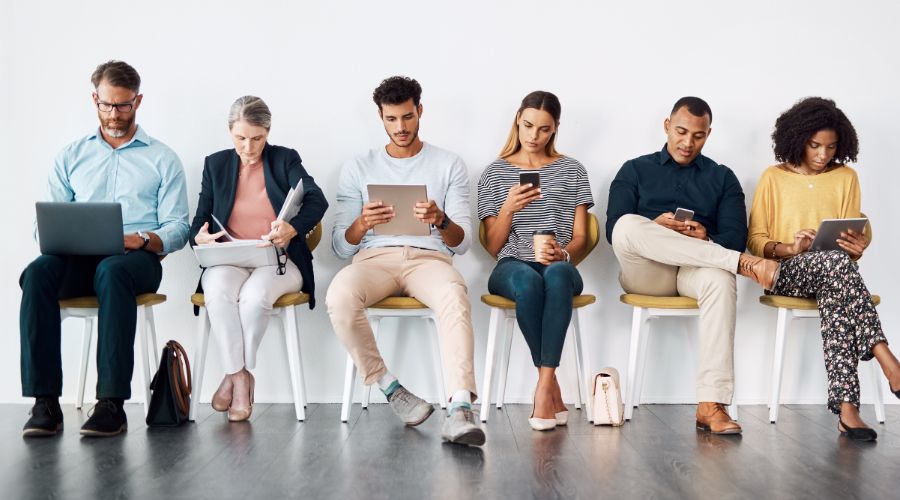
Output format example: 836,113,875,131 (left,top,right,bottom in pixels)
389,127,418,148
101,115,135,138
